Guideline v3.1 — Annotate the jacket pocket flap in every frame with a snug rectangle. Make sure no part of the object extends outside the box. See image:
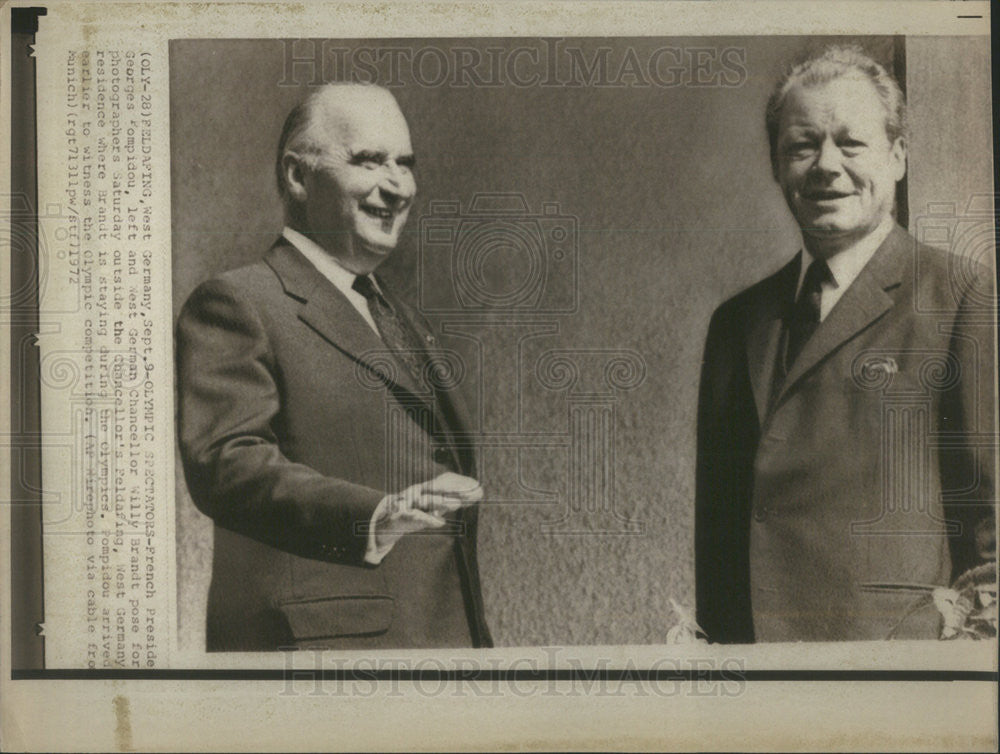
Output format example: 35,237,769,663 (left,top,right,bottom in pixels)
276,595,394,640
